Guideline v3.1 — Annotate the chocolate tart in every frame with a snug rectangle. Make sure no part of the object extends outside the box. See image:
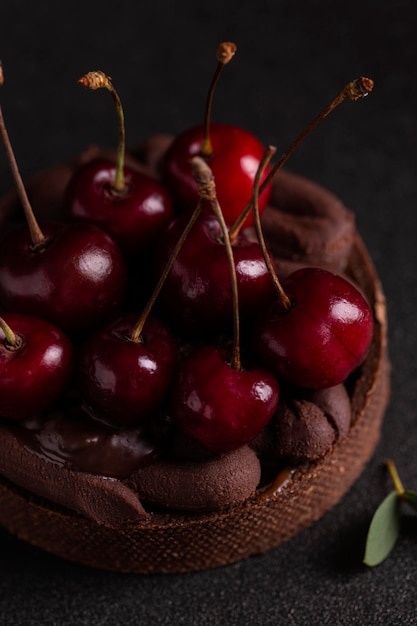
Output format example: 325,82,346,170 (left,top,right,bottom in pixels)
0,148,389,574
